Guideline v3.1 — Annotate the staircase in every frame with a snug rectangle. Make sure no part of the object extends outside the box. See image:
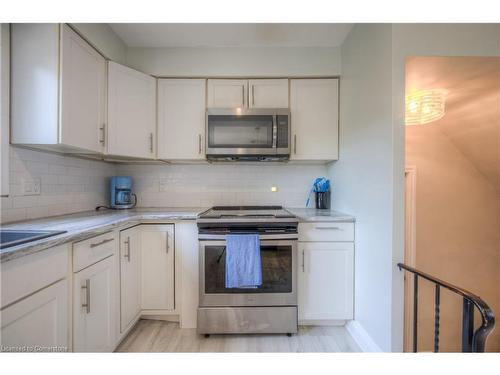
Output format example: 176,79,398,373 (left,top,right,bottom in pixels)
398,263,495,352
